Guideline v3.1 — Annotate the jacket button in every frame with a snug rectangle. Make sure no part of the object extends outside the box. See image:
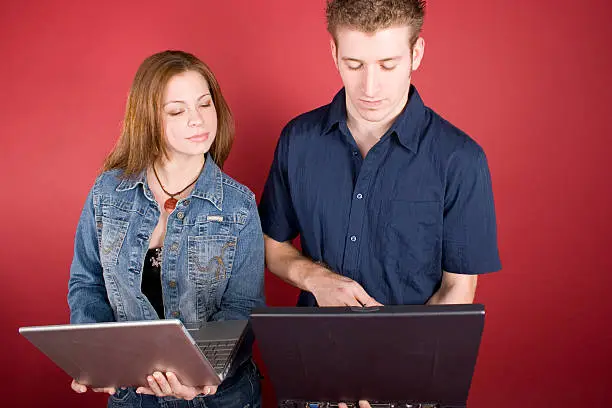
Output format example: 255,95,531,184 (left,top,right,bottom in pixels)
177,212,184,220
168,281,177,288
172,311,180,318
170,242,179,251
